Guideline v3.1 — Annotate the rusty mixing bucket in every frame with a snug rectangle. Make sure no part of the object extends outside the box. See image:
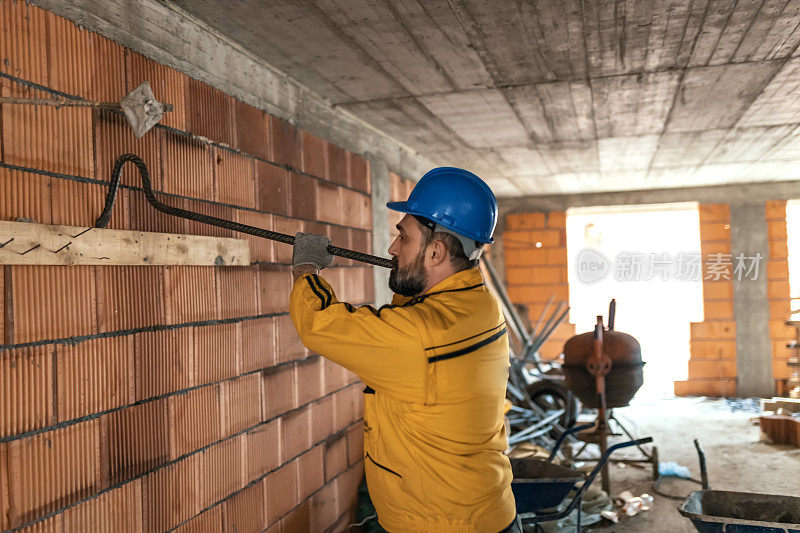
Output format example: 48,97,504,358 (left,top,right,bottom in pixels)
562,301,644,408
